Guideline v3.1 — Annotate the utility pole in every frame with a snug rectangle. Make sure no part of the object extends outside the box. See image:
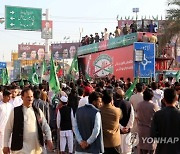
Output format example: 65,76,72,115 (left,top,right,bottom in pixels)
44,9,49,60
